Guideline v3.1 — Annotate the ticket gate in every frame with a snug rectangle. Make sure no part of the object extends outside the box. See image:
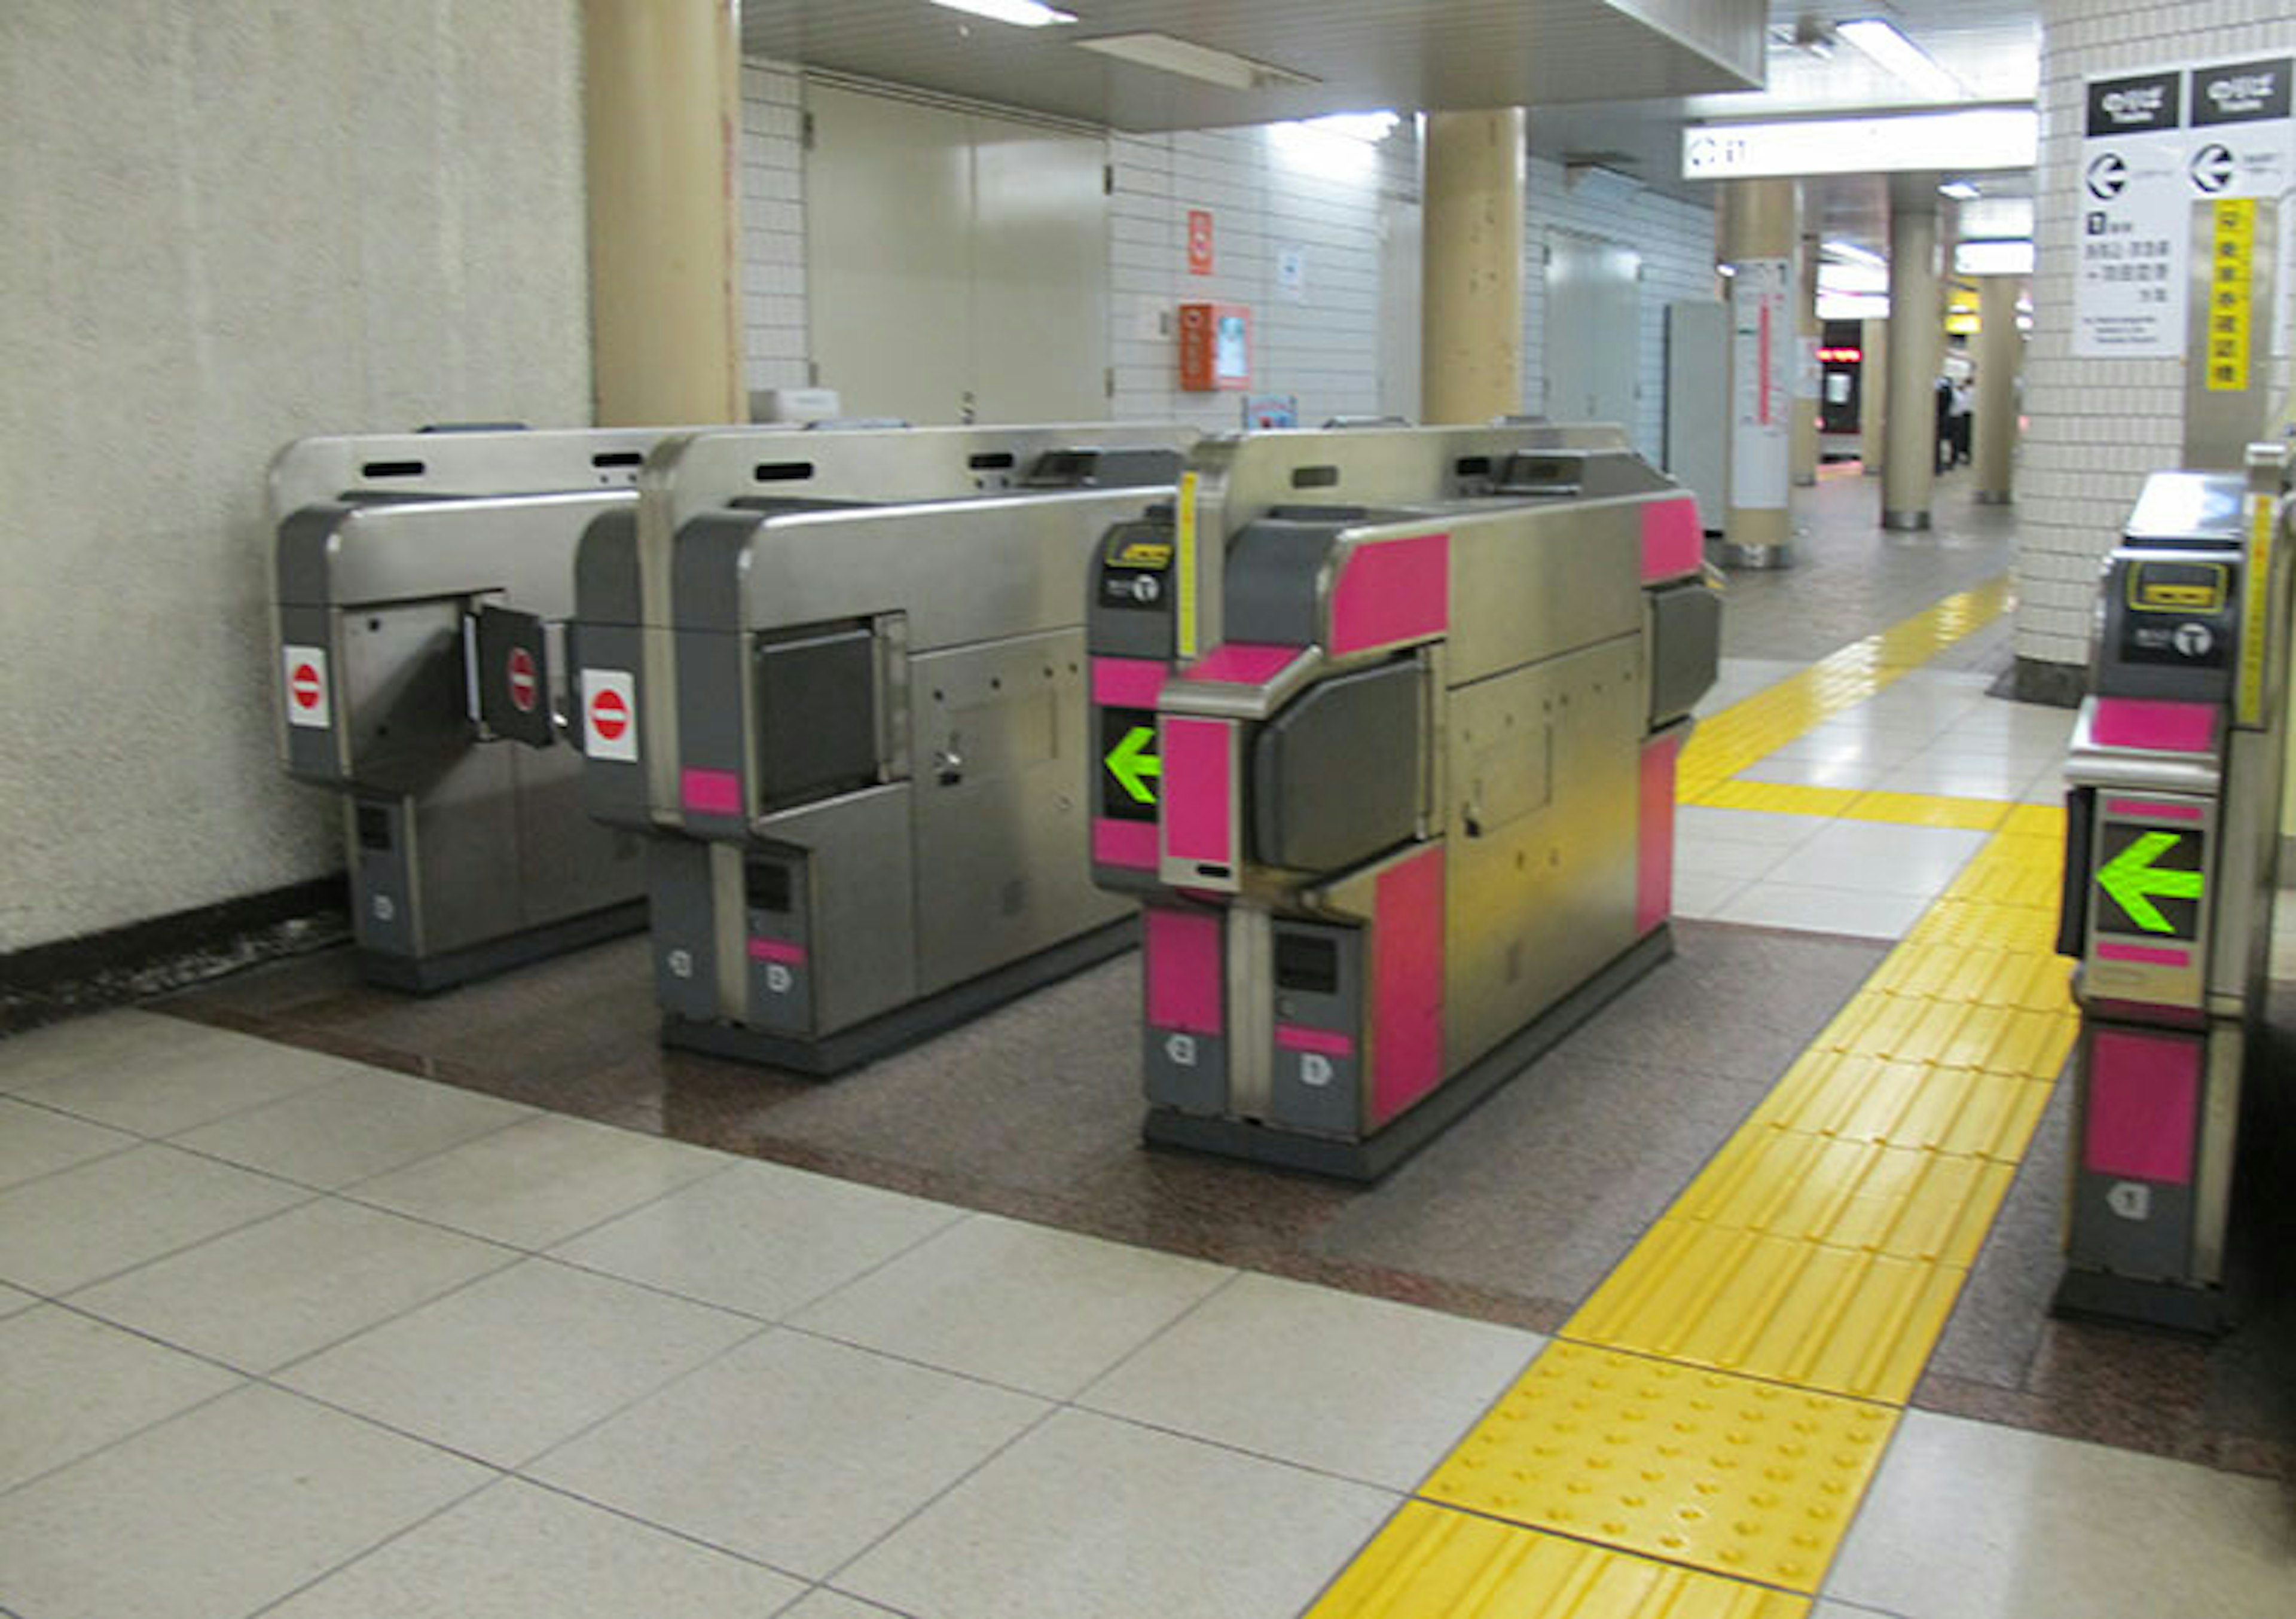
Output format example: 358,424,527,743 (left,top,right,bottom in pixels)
573,425,1193,1071
1085,426,1721,1177
272,429,676,990
2054,448,2292,1333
